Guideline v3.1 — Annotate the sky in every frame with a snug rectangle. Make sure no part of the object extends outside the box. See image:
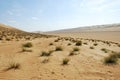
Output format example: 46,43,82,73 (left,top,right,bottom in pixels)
0,0,120,32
